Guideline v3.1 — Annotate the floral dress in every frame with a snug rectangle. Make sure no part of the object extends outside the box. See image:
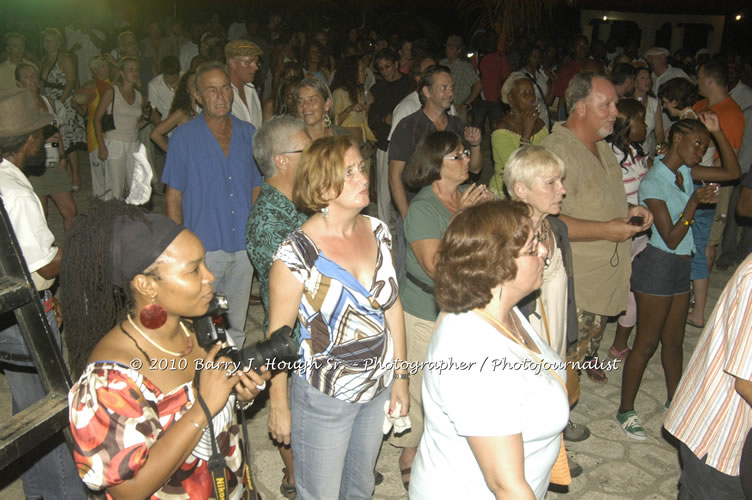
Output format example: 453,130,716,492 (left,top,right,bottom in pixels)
43,57,86,151
68,362,249,499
